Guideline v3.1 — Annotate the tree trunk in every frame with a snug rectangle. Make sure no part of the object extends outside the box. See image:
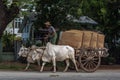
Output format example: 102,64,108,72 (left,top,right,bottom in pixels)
0,0,19,38
0,23,8,38
0,38,2,61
